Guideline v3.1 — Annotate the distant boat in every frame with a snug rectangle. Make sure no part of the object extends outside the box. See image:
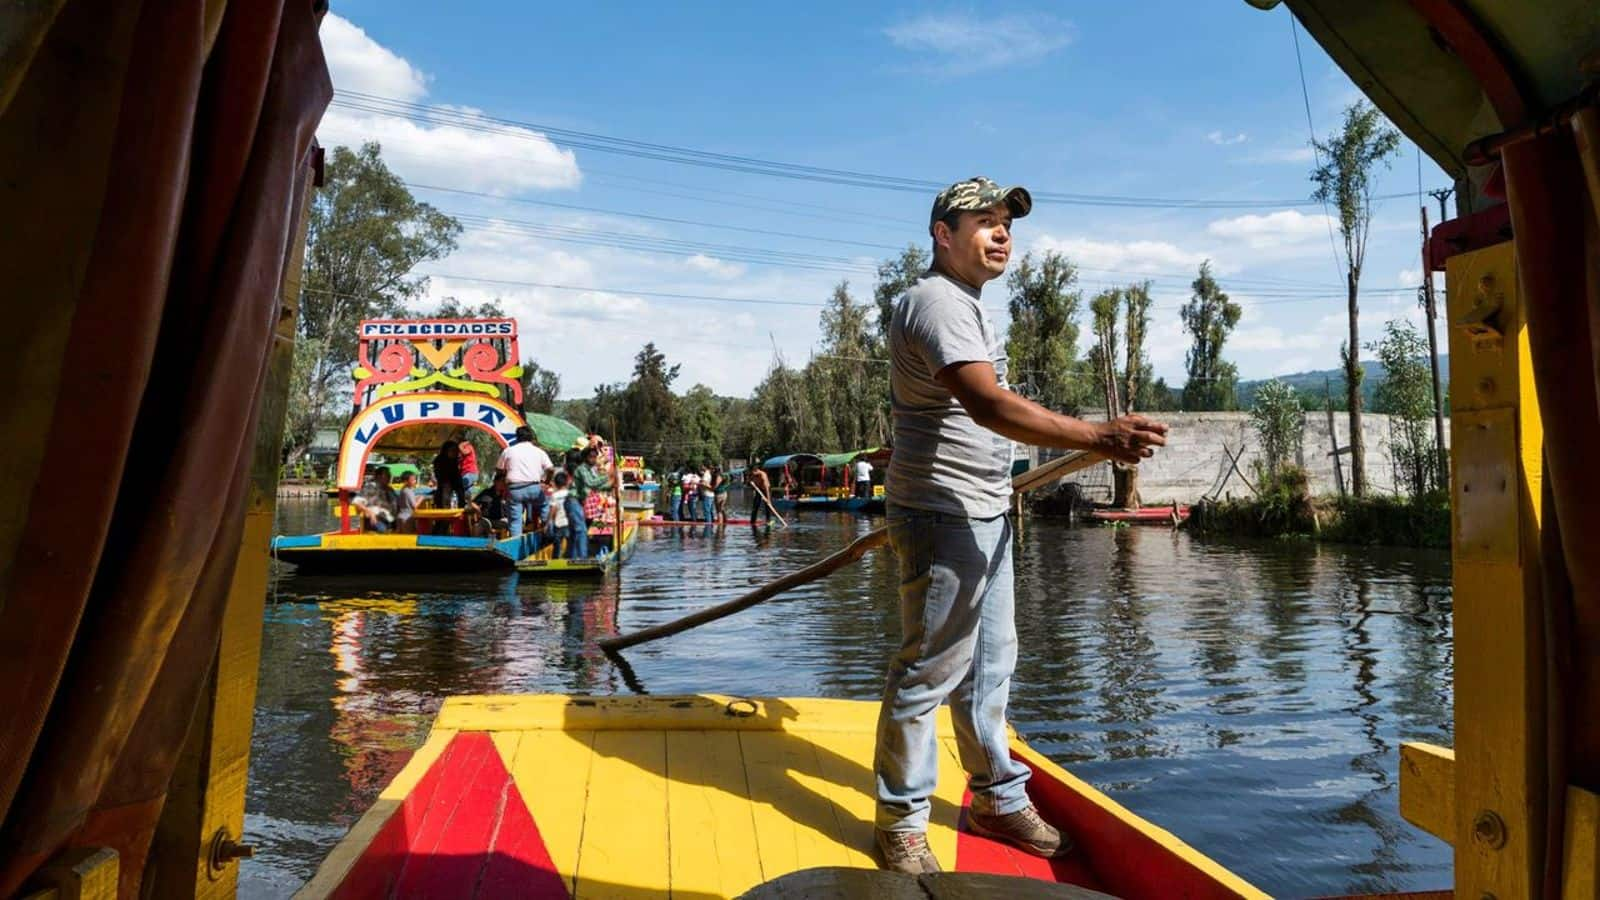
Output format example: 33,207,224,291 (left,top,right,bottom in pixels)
763,447,888,513
271,315,586,575
1086,505,1190,525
